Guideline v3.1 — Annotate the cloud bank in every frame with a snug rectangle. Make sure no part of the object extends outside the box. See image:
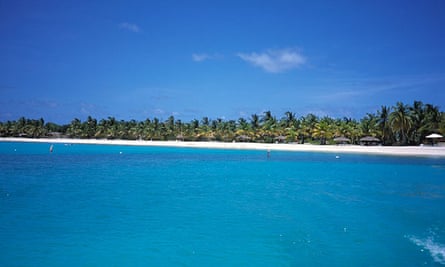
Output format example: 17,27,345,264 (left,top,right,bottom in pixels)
119,22,141,33
237,48,306,73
